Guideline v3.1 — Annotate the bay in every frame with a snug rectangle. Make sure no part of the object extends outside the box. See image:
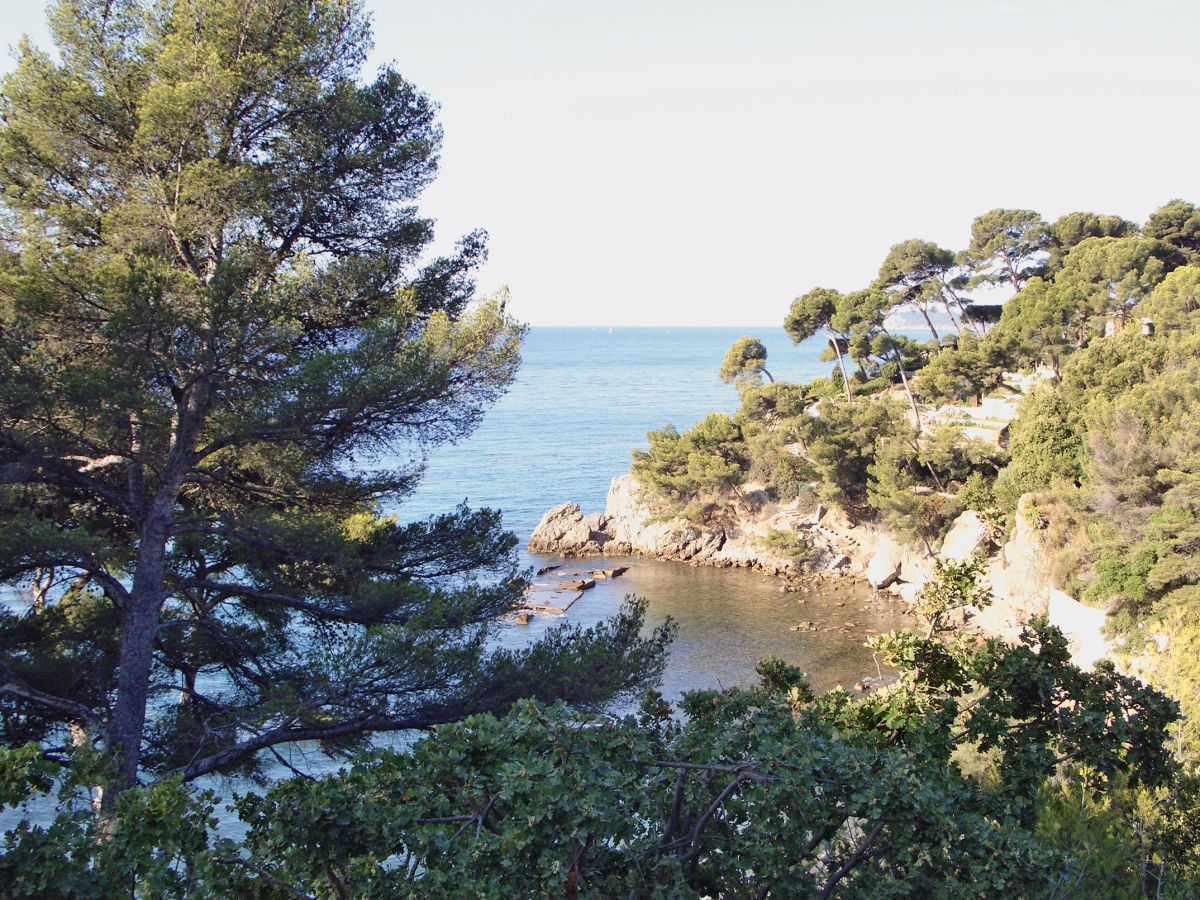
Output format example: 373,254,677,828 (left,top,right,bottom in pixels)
386,326,914,697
